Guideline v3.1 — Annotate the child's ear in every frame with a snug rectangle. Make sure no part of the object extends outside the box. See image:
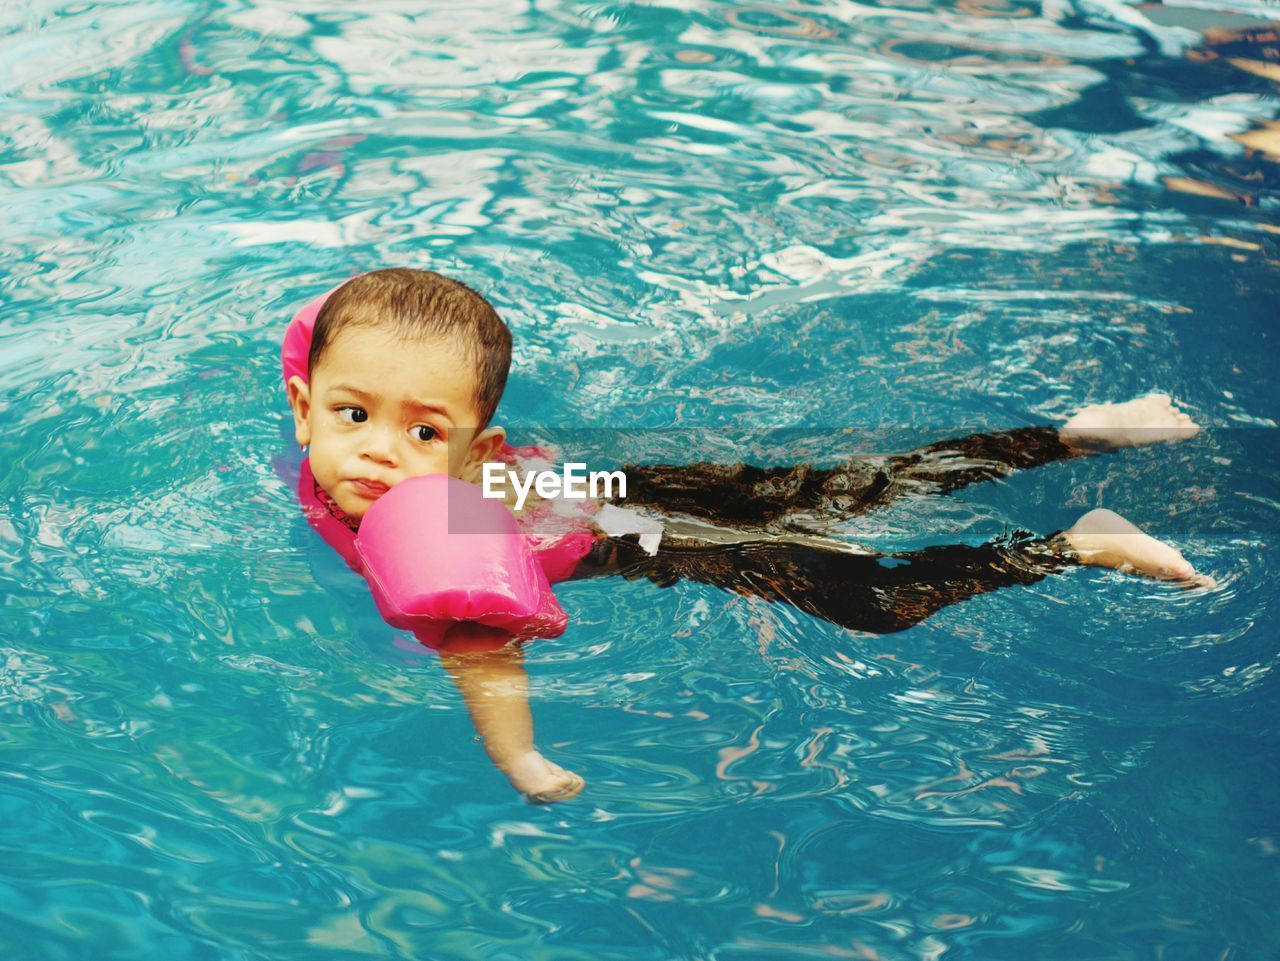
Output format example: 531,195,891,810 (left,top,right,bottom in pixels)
286,376,312,448
460,425,506,484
